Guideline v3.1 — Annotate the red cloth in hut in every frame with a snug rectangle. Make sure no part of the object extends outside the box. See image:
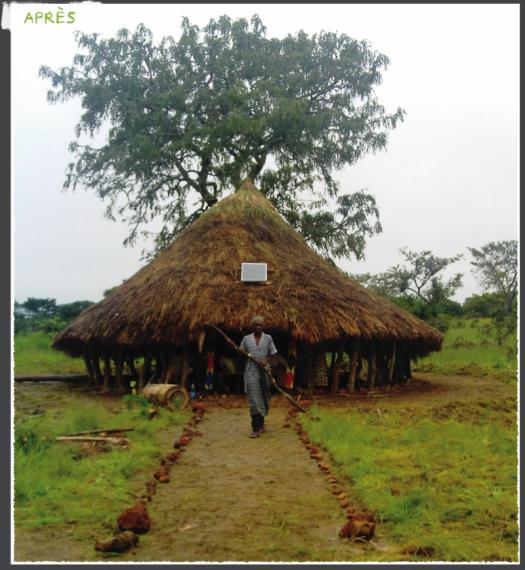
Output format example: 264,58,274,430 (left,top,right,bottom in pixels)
205,351,214,390
285,338,296,389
